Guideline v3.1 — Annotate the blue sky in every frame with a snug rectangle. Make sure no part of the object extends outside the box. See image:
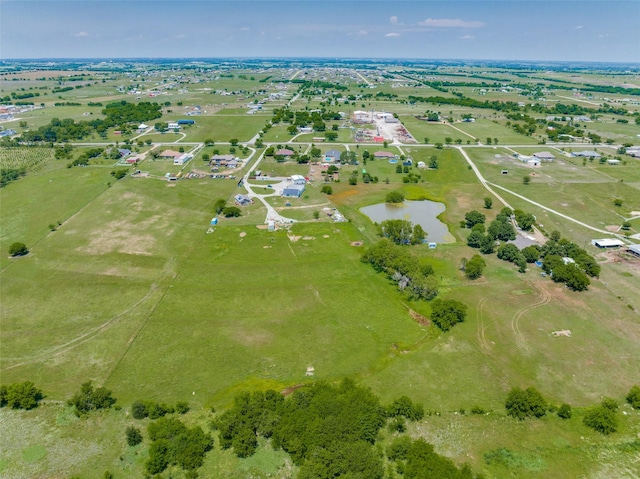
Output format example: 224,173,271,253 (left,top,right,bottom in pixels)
2,1,639,62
